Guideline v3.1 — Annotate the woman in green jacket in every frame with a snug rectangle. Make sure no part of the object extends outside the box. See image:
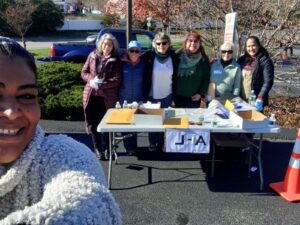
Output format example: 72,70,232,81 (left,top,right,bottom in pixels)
175,31,210,108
